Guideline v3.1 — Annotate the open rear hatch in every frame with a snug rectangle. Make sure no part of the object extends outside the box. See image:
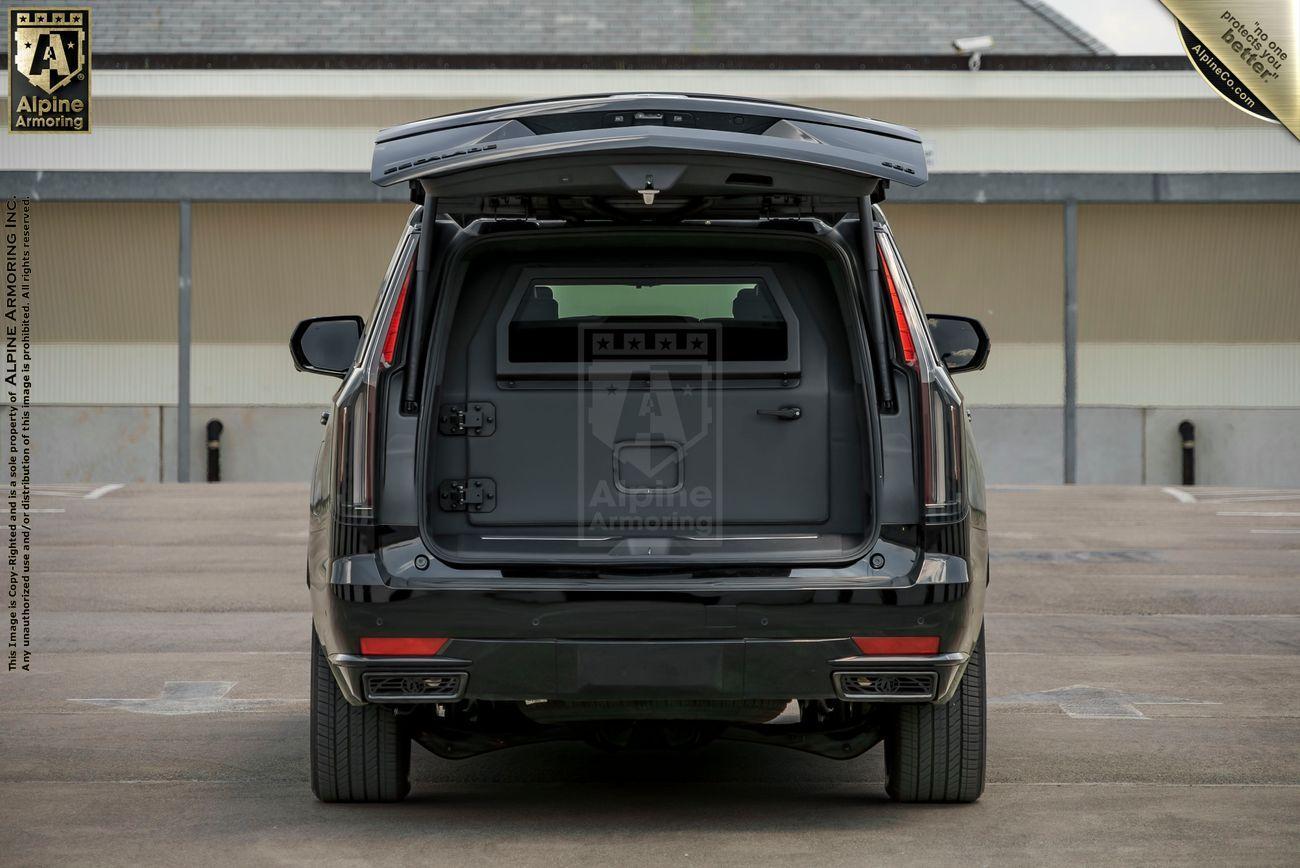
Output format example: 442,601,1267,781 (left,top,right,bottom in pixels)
372,93,927,222
376,95,928,567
